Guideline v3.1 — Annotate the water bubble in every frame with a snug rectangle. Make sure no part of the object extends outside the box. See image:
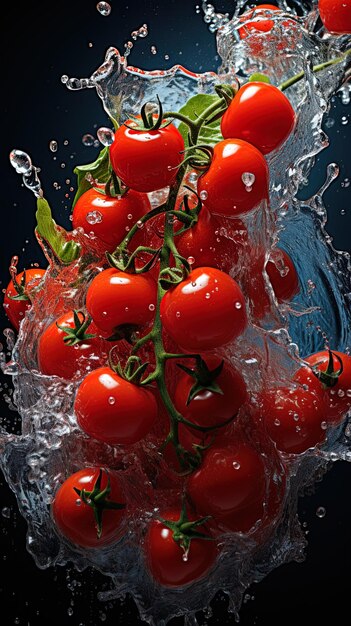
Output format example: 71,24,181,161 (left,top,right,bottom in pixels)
1,507,10,519
136,220,144,229
86,211,103,225
341,178,350,188
96,2,111,16
108,396,116,405
235,302,242,309
241,172,255,192
67,607,74,617
274,418,280,426
188,171,198,184
199,190,208,201
49,140,58,153
9,149,32,174
324,117,335,128
205,292,211,299
75,499,82,507
151,46,157,55
182,551,189,562
321,421,328,430
61,75,69,84
316,506,326,518
341,116,348,125
82,134,95,147
164,54,170,60
233,461,241,470
97,127,115,146
176,311,181,318
187,256,195,265
149,304,155,311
